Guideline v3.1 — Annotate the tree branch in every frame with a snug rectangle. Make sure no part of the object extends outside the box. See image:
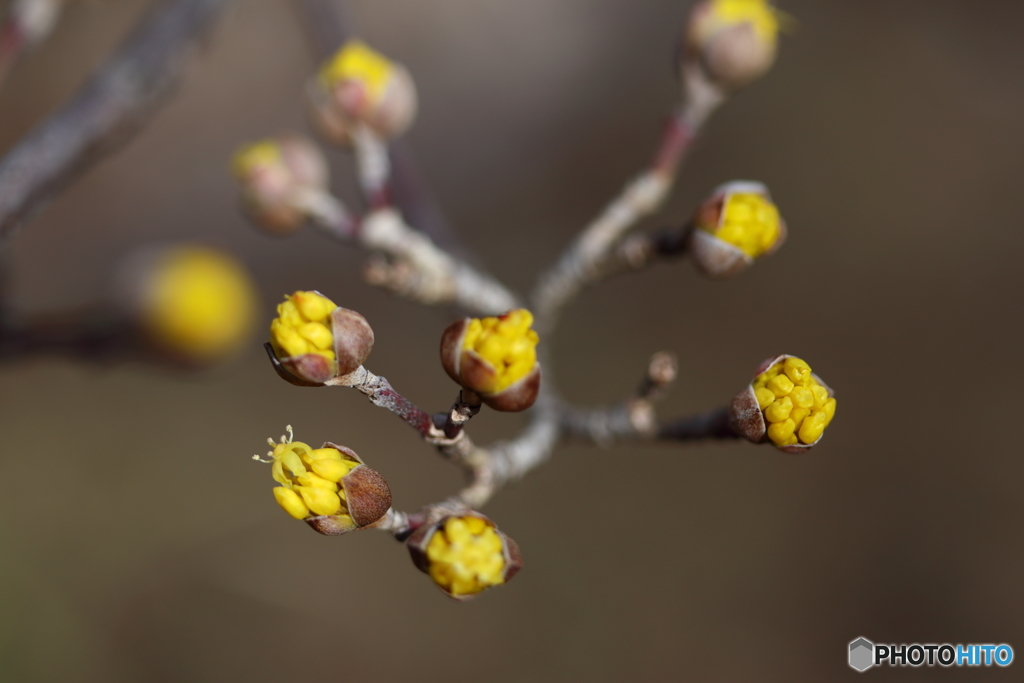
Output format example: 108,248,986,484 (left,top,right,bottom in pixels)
0,0,233,242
